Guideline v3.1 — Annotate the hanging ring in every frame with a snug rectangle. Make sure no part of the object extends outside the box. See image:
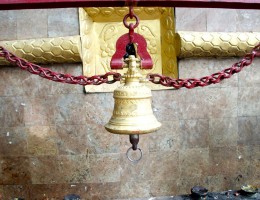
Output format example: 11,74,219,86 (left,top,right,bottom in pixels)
123,13,139,29
126,147,143,163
